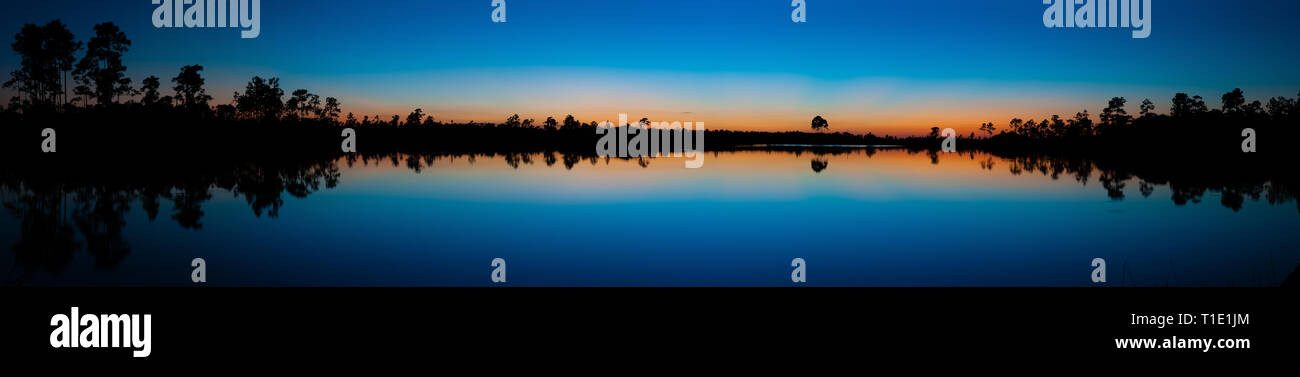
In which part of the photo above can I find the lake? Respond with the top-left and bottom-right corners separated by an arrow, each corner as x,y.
2,148 -> 1297,286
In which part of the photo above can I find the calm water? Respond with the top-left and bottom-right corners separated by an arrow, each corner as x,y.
3,148 -> 1297,286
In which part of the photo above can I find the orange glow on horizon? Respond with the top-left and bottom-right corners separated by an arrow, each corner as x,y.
336,102 -> 1077,138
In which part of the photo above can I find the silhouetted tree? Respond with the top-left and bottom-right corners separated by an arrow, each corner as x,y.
171,64 -> 212,111
1242,100 -> 1265,119
1024,119 -> 1045,138
233,76 -> 284,121
1007,118 -> 1024,134
1267,96 -> 1295,120
561,114 -> 580,131
1139,98 -> 1156,118
543,116 -> 558,131
1099,97 -> 1129,130
4,24 -> 48,106
4,20 -> 81,107
811,115 -> 828,132
406,108 -> 425,126
73,22 -> 132,105
46,21 -> 80,106
1221,88 -> 1246,114
1170,93 -> 1207,118
4,24 -> 49,106
1049,115 -> 1066,136
1069,110 -> 1093,137
285,89 -> 320,120
321,97 -> 342,122
139,75 -> 161,106
978,122 -> 996,136
47,22 -> 79,105
504,113 -> 521,128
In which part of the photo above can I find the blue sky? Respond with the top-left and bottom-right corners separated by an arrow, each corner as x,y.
3,0 -> 1299,134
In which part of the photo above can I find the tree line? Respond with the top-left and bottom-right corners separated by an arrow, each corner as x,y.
7,19 -> 1298,153
2,19 -> 649,133
961,89 -> 1297,139
2,20 -> 344,125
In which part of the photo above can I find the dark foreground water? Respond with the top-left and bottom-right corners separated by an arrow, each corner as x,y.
2,148 -> 1297,286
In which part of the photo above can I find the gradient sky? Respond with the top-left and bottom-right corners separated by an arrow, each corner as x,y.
3,0 -> 1299,135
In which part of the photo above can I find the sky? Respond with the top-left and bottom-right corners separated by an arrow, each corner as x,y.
3,0 -> 1299,136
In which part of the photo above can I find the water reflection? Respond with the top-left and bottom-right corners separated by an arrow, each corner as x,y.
5,189 -> 79,276
995,152 -> 1300,212
810,158 -> 829,173
3,148 -> 1298,286
2,159 -> 339,282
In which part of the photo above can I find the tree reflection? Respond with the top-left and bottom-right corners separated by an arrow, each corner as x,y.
4,147 -> 1298,284
4,189 -> 79,279
811,158 -> 829,173
1,158 -> 342,278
